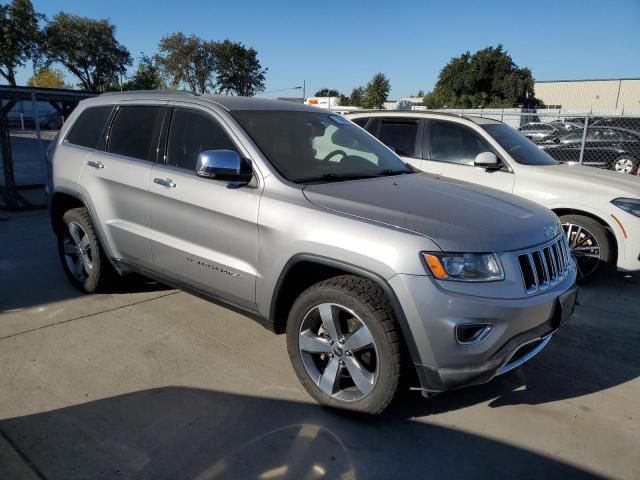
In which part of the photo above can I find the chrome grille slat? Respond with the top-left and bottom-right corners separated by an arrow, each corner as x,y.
516,236 -> 572,295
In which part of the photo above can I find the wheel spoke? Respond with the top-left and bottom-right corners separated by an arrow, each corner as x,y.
299,330 -> 332,353
573,246 -> 599,252
63,242 -> 77,255
318,304 -> 340,342
68,222 -> 82,246
570,226 -> 582,247
318,357 -> 341,396
344,356 -> 375,396
74,256 -> 84,278
343,326 -> 375,352
80,235 -> 90,250
81,254 -> 93,273
574,252 -> 600,259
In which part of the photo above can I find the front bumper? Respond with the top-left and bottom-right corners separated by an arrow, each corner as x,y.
389,273 -> 578,393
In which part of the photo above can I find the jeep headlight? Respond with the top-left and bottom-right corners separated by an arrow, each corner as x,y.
422,252 -> 504,282
611,198 -> 640,218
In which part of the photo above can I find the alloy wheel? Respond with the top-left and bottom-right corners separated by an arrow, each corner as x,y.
298,303 -> 379,402
562,223 -> 600,280
63,221 -> 94,282
614,158 -> 635,174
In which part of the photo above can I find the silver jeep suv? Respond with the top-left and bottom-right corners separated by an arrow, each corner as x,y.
49,92 -> 578,413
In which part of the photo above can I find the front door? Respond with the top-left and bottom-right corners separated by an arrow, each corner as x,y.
148,105 -> 260,309
421,119 -> 515,193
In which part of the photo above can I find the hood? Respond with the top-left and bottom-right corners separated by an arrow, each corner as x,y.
539,164 -> 640,196
303,173 -> 559,252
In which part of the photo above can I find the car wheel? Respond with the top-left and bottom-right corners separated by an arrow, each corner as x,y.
47,118 -> 59,130
58,207 -> 116,293
613,157 -> 638,175
560,214 -> 612,283
286,275 -> 402,414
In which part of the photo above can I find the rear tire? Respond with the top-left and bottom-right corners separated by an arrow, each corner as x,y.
559,214 -> 613,284
58,207 -> 116,293
613,157 -> 638,175
286,275 -> 403,414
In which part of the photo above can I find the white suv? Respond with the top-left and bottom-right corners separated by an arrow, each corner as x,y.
347,111 -> 640,282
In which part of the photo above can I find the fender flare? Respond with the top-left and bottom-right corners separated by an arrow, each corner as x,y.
270,253 -> 424,369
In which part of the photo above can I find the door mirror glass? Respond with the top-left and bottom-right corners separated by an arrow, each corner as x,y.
196,150 -> 252,182
474,152 -> 499,168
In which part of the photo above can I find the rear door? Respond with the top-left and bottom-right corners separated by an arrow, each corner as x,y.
80,103 -> 167,267
422,119 -> 515,193
148,105 -> 260,308
353,116 -> 423,169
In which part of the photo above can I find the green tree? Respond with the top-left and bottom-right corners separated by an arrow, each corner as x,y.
314,88 -> 341,97
155,33 -> 217,94
423,45 -> 541,109
123,54 -> 165,91
348,86 -> 365,107
363,73 -> 391,109
0,0 -> 42,86
26,67 -> 66,88
42,13 -> 131,92
215,39 -> 266,96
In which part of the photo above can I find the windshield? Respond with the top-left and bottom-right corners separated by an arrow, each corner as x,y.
232,110 -> 412,182
483,124 -> 557,166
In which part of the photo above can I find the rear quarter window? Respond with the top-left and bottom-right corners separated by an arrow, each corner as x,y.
65,106 -> 113,149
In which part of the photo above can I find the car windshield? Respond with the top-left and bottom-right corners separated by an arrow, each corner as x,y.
231,110 -> 413,183
483,124 -> 558,166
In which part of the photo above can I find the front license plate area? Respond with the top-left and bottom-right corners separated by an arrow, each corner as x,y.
552,287 -> 578,329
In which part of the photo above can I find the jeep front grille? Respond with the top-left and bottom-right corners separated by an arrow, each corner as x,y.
517,236 -> 571,294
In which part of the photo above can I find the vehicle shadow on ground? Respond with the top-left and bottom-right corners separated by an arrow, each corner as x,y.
0,387 -> 603,480
392,273 -> 640,416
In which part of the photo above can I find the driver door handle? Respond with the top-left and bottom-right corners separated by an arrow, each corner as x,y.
87,160 -> 104,169
154,177 -> 176,188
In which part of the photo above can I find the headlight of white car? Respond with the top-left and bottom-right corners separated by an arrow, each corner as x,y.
422,252 -> 504,282
611,198 -> 640,218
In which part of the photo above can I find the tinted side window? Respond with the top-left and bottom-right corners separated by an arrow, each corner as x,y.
66,106 -> 113,149
107,106 -> 165,162
378,119 -> 419,157
429,121 -> 492,166
351,117 -> 369,128
166,108 -> 238,171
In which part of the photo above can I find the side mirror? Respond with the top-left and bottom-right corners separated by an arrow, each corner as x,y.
474,152 -> 500,169
386,144 -> 397,153
196,150 -> 253,183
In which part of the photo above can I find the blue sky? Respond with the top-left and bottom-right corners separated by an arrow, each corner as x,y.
14,0 -> 640,98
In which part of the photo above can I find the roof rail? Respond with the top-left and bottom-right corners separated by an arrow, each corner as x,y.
100,89 -> 199,97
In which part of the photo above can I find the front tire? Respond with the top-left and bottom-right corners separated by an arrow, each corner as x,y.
286,275 -> 403,414
560,214 -> 613,283
58,207 -> 116,293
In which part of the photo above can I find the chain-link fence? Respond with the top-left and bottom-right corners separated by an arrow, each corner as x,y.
0,86 -> 95,211
428,108 -> 640,176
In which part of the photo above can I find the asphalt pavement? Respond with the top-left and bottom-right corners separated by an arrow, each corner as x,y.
0,211 -> 638,479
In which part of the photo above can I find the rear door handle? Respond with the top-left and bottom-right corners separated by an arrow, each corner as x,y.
87,160 -> 104,169
154,177 -> 176,188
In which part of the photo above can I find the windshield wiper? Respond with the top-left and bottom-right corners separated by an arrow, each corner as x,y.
296,173 -> 380,183
377,169 -> 412,176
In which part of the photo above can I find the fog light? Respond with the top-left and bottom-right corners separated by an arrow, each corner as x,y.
456,324 -> 492,344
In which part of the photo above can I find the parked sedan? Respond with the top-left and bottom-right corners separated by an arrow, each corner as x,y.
549,120 -> 583,131
540,127 -> 640,174
518,122 -> 564,142
591,116 -> 640,133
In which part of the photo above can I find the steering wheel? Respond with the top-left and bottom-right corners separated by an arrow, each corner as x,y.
322,150 -> 347,162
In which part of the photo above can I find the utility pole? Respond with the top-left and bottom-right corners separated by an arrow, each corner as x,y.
302,80 -> 306,103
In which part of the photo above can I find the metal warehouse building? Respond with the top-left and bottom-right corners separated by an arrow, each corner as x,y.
533,78 -> 640,113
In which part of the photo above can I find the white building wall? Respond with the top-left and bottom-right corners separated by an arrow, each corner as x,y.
534,79 -> 640,114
